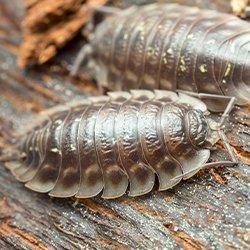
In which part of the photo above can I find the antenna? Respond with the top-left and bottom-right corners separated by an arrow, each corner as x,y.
172,92 -> 238,181
218,97 -> 236,128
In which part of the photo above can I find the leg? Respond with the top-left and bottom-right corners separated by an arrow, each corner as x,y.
172,145 -> 238,182
193,93 -> 235,128
177,90 -> 236,127
218,130 -> 238,163
178,91 -> 237,161
82,10 -> 95,42
172,160 -> 235,182
70,44 -> 93,77
217,96 -> 236,127
70,5 -> 127,77
172,91 -> 238,181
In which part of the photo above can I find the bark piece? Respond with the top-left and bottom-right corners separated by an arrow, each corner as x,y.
18,0 -> 107,68
231,0 -> 249,16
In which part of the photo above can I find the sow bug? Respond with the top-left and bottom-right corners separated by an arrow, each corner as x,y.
71,3 -> 250,111
0,90 -> 237,199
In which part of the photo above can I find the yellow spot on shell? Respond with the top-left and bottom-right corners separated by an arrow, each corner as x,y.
180,65 -> 186,72
162,52 -> 167,64
51,148 -> 61,155
167,48 -> 173,55
70,144 -> 76,151
199,64 -> 207,73
179,56 -> 186,72
147,47 -> 154,57
224,63 -> 232,77
181,56 -> 185,65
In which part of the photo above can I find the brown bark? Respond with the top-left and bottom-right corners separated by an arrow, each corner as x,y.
231,0 -> 249,16
0,0 -> 249,249
18,0 -> 107,68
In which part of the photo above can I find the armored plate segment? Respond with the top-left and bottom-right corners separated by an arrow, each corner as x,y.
5,90 -> 215,199
91,3 -> 250,111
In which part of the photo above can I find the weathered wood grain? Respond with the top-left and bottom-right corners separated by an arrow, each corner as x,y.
0,0 -> 249,249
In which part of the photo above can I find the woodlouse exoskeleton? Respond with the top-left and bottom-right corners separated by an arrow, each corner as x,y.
1,90 -> 237,199
71,3 -> 250,111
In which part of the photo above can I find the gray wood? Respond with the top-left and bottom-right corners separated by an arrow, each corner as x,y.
0,0 -> 249,249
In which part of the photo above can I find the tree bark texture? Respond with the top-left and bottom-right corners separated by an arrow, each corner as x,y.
0,0 -> 249,249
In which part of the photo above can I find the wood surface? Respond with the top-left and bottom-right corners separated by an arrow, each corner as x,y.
0,0 -> 249,249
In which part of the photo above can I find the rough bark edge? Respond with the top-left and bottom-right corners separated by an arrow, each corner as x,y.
18,0 -> 107,68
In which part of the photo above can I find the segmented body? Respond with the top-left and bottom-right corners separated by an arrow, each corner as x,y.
91,3 -> 250,110
9,90 -> 211,199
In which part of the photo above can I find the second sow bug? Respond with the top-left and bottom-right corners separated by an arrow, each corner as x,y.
1,90 -> 237,199
72,3 -> 250,111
